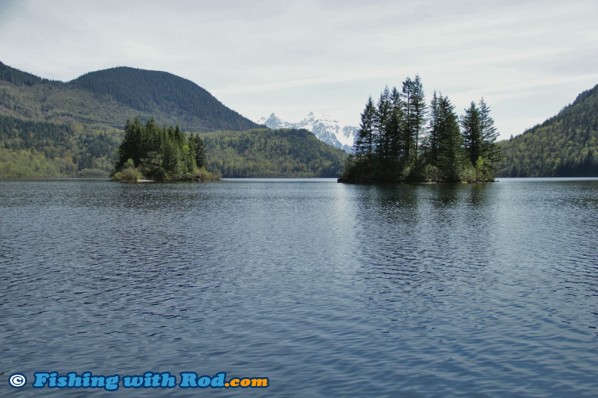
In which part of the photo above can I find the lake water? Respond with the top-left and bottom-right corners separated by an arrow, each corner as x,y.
1,178 -> 596,397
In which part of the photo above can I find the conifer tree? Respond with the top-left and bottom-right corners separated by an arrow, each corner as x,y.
402,75 -> 427,163
117,118 -> 143,169
423,91 -> 442,166
375,87 -> 392,161
478,98 -> 500,164
354,97 -> 376,160
193,134 -> 207,169
387,87 -> 404,163
461,101 -> 482,165
437,95 -> 463,181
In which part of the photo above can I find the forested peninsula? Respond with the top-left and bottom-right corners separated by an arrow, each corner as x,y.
340,76 -> 500,183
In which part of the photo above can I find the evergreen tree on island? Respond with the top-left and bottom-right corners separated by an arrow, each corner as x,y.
340,76 -> 500,183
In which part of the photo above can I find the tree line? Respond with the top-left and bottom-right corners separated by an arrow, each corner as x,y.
113,118 -> 213,182
341,76 -> 500,183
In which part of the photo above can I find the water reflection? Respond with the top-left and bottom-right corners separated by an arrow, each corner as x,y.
350,184 -> 500,306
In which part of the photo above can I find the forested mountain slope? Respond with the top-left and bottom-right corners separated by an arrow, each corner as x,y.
497,84 -> 598,177
0,62 -> 258,132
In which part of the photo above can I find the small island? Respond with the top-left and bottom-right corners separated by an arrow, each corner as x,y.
112,118 -> 219,182
339,76 -> 500,183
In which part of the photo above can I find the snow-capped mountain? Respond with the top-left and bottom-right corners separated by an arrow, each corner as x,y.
257,112 -> 358,153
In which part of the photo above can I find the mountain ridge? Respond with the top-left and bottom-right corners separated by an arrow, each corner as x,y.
0,61 -> 53,86
0,62 -> 258,132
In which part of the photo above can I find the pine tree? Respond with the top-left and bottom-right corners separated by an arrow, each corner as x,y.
354,97 -> 376,160
478,98 -> 500,164
411,75 -> 427,162
375,86 -> 392,161
436,95 -> 463,181
117,118 -> 143,169
402,75 -> 427,163
461,101 -> 482,166
387,87 -> 404,164
424,91 -> 441,165
194,134 -> 207,169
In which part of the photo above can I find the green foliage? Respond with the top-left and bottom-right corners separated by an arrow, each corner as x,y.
202,128 -> 347,177
0,147 -> 73,178
0,115 -> 119,178
112,159 -> 143,182
497,84 -> 598,177
342,77 -> 500,183
197,167 -> 220,182
416,163 -> 442,182
114,118 -> 210,181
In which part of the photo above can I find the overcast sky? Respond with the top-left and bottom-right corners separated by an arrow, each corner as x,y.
1,0 -> 597,139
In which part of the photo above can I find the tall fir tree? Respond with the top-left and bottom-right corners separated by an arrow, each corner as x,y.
402,75 -> 427,163
193,134 -> 207,168
354,97 -> 376,160
437,95 -> 464,181
375,86 -> 392,161
424,91 -> 441,165
387,87 -> 404,164
478,98 -> 500,164
117,118 -> 143,169
461,101 -> 482,165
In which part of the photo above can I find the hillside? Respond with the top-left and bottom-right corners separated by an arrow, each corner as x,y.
0,62 -> 258,132
202,128 -> 347,177
0,114 -> 119,177
497,84 -> 598,177
70,67 -> 258,131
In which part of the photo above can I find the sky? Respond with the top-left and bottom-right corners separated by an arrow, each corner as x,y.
1,0 -> 597,140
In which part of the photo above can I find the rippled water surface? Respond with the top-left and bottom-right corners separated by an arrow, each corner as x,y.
1,178 -> 597,397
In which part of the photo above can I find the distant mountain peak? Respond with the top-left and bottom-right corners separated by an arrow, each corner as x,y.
258,112 -> 358,153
